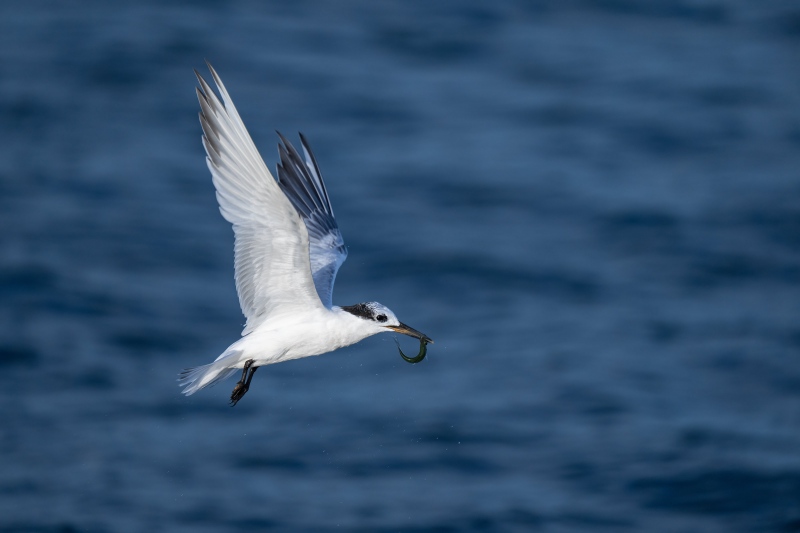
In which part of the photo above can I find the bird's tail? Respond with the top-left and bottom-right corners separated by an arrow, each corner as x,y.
178,351 -> 242,396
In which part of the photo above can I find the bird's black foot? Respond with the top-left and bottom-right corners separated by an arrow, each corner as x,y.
230,359 -> 258,406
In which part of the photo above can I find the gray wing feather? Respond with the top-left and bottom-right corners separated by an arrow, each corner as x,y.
195,64 -> 325,336
276,133 -> 347,308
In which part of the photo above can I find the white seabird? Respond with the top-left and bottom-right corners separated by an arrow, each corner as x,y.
178,64 -> 432,405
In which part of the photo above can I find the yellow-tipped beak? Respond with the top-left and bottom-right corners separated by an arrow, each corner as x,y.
387,323 -> 433,344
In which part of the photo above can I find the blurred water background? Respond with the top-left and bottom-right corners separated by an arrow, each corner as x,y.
2,1 -> 800,531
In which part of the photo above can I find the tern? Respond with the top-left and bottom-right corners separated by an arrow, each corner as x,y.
178,64 -> 433,405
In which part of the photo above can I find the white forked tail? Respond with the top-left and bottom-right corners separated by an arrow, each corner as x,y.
178,351 -> 241,395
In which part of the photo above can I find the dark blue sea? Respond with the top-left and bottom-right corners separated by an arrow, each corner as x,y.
2,1 -> 800,531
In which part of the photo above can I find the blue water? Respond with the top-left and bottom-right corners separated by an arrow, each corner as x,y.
2,1 -> 800,531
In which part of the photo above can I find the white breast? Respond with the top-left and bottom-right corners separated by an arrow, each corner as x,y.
226,307 -> 379,366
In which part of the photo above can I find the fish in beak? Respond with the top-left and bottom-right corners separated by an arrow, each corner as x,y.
387,323 -> 433,364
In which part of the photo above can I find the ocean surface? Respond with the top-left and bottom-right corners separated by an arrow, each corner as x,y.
2,1 -> 800,531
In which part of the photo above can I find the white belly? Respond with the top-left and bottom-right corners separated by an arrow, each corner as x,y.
224,307 -> 377,366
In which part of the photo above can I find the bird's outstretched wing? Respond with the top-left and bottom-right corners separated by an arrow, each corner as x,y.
276,133 -> 347,308
196,64 -> 325,335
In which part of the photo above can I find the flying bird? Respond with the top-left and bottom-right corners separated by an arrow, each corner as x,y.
178,64 -> 432,405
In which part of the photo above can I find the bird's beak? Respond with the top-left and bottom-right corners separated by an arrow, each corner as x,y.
387,323 -> 433,344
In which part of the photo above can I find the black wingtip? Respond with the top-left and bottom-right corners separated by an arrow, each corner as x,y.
193,69 -> 205,89
276,130 -> 291,147
195,85 -> 208,104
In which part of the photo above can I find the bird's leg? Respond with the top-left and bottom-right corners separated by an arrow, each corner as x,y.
244,364 -> 258,387
236,360 -> 251,383
230,359 -> 257,406
394,338 -> 428,364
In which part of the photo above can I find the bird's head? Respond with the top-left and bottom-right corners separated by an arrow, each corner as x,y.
340,302 -> 433,343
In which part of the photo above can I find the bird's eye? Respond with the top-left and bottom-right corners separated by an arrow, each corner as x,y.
376,314 -> 387,323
